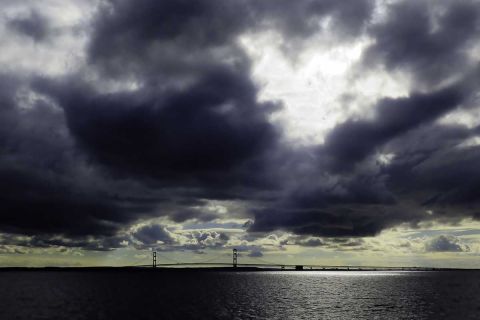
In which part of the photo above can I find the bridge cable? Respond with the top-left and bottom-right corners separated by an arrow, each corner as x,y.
249,255 -> 281,266
129,254 -> 152,267
197,252 -> 229,264
154,251 -> 181,264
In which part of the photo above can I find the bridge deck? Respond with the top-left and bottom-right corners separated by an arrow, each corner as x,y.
135,262 -> 437,271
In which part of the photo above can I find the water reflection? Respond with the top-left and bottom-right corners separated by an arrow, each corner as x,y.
0,270 -> 479,319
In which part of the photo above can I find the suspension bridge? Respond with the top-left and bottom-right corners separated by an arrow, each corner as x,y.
131,249 -> 437,271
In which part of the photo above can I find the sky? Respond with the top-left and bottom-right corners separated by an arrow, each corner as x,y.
1,0 -> 480,268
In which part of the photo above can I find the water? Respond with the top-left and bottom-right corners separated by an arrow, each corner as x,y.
0,270 -> 479,319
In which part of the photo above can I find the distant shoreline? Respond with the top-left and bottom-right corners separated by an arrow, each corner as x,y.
0,266 -> 478,272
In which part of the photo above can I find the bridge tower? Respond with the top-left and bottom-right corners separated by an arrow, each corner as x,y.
152,251 -> 157,268
232,248 -> 238,268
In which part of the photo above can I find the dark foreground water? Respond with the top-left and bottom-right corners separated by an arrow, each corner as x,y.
0,270 -> 479,319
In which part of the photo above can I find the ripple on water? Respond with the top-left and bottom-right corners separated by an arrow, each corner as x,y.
0,270 -> 479,319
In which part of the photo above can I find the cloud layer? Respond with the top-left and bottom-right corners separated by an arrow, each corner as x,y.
0,0 -> 479,257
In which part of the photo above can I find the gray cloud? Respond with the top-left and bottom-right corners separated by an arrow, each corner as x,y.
7,11 -> 50,41
133,224 -> 175,247
169,209 -> 219,223
425,235 -> 469,252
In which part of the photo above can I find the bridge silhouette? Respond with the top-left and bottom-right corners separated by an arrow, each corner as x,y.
131,249 -> 436,271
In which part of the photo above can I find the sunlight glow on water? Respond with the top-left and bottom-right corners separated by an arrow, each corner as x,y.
279,271 -> 418,277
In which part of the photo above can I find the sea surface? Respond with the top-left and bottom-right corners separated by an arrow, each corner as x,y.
0,269 -> 479,319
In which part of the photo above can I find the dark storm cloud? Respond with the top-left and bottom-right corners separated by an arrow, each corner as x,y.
374,118 -> 480,220
1,0 -> 480,252
388,139 -> 480,216
88,0 -> 374,78
251,205 -> 421,237
35,0 -> 374,207
0,233 -> 128,252
250,77 -> 479,237
7,11 -> 50,41
50,0 -> 375,243
363,0 -> 480,86
89,0 -> 251,78
249,166 -> 401,237
36,67 -> 279,189
1,164 -> 137,236
251,122 -> 480,238
322,84 -> 463,172
0,75 -> 166,239
249,0 -> 480,238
